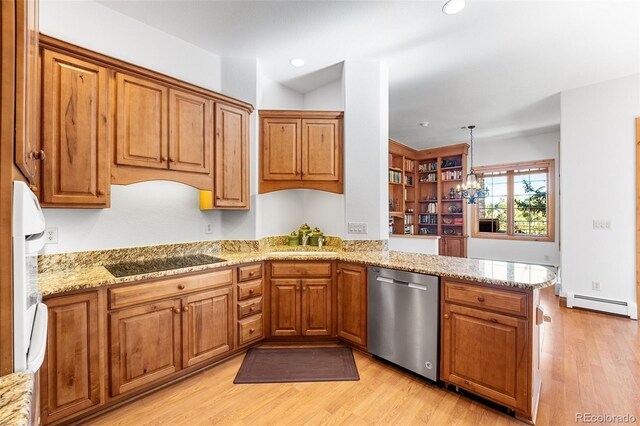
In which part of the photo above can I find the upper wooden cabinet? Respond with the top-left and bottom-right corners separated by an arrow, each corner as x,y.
214,103 -> 249,209
14,0 -> 40,186
259,110 -> 343,194
169,89 -> 212,174
41,49 -> 110,207
115,73 -> 168,170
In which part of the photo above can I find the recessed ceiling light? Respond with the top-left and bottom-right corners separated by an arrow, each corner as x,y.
442,0 -> 466,15
419,122 -> 430,127
290,58 -> 305,67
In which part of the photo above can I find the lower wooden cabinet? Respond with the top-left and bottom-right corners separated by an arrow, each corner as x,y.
40,291 -> 102,424
182,286 -> 233,368
440,236 -> 467,258
441,279 -> 535,417
270,279 -> 301,336
336,263 -> 368,348
301,279 -> 332,336
109,299 -> 182,397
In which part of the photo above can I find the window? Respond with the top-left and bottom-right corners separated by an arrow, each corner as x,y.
471,159 -> 555,242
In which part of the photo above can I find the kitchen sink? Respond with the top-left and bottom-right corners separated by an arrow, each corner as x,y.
268,251 -> 338,256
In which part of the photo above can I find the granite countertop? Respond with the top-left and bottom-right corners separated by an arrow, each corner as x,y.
0,372 -> 34,426
39,248 -> 556,297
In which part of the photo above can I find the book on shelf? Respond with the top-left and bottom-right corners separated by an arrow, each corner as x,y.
418,162 -> 438,173
419,173 -> 437,183
404,159 -> 415,172
419,214 -> 438,225
404,214 -> 413,225
441,170 -> 463,181
404,175 -> 414,186
389,170 -> 402,183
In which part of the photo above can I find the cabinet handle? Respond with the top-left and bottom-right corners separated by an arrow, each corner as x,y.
183,306 -> 189,312
490,318 -> 498,323
337,270 -> 342,274
178,284 -> 185,290
173,308 -> 180,314
443,313 -> 450,319
463,379 -> 470,385
31,150 -> 46,161
169,157 -> 176,162
250,305 -> 255,311
29,184 -> 38,193
249,328 -> 255,333
97,190 -> 105,196
477,295 -> 485,302
302,286 -> 306,291
249,271 -> 255,276
249,289 -> 254,294
162,156 -> 168,162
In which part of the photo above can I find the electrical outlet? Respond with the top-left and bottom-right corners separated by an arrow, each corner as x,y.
45,228 -> 58,244
592,281 -> 601,291
348,222 -> 368,234
593,219 -> 612,230
204,223 -> 213,234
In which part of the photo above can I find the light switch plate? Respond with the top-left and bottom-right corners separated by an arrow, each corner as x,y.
348,222 -> 368,234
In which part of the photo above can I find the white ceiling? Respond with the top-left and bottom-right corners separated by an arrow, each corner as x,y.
97,0 -> 639,148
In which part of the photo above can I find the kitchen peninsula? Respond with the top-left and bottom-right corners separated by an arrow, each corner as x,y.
37,237 -> 554,425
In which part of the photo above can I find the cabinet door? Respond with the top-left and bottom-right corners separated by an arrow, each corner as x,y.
40,292 -> 101,424
41,50 -> 109,206
168,89 -> 212,174
115,73 -> 168,169
270,279 -> 301,336
262,118 -> 301,181
301,278 -> 332,336
442,303 -> 528,411
182,286 -> 233,368
214,103 -> 249,208
441,237 -> 466,258
301,119 -> 341,182
14,0 -> 39,185
109,299 -> 181,396
336,263 -> 367,347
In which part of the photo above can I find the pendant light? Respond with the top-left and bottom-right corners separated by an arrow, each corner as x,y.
456,125 -> 489,204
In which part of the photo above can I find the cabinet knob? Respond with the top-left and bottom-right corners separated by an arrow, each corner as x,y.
31,150 -> 46,161
463,379 -> 470,385
249,271 -> 255,276
178,284 -> 185,290
302,286 -> 306,291
443,313 -> 450,319
29,184 -> 38,193
97,190 -> 105,196
249,328 -> 255,333
249,289 -> 254,294
173,308 -> 180,314
162,156 -> 168,162
337,270 -> 342,274
490,318 -> 498,323
169,157 -> 176,162
183,306 -> 189,312
477,295 -> 485,302
250,305 -> 255,311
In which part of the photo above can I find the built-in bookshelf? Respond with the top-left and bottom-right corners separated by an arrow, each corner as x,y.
389,140 -> 470,257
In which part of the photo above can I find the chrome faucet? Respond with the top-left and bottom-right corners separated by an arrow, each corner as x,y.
301,233 -> 311,249
318,236 -> 325,249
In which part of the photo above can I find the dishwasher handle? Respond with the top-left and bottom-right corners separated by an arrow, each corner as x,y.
375,276 -> 429,290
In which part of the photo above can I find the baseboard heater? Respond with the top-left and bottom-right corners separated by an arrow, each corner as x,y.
566,292 -> 638,320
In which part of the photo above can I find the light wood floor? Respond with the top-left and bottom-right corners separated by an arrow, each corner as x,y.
87,287 -> 640,426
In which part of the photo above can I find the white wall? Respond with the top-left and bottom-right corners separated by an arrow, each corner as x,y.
560,74 -> 640,307
343,61 -> 389,240
389,236 -> 439,255
39,0 -> 221,91
40,0 -> 228,254
42,182 -> 214,254
467,131 -> 561,266
303,80 -> 343,110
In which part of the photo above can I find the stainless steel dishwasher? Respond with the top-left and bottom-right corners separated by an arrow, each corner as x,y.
368,266 -> 439,381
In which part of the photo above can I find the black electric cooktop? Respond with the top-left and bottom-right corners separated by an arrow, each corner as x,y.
104,254 -> 227,278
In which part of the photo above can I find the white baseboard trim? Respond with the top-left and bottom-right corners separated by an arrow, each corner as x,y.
566,292 -> 638,320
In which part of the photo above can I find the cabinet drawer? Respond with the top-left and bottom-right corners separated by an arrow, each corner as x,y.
109,268 -> 233,309
270,262 -> 332,277
237,279 -> 263,301
238,314 -> 263,345
444,280 -> 528,317
238,297 -> 263,319
238,263 -> 263,282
